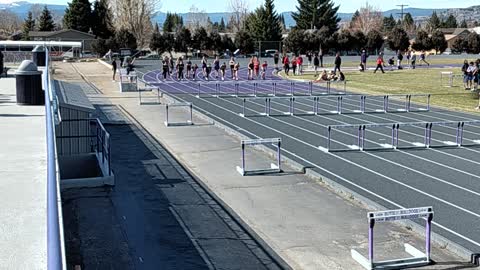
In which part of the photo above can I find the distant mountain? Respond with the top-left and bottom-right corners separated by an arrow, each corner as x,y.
0,1 -> 66,18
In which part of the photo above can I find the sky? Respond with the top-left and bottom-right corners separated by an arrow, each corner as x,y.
0,0 -> 479,13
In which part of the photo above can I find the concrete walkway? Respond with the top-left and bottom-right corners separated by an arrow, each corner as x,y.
59,61 -> 477,269
0,75 -> 47,268
56,65 -> 283,269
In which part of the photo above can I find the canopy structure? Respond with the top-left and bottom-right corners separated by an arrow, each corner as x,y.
0,41 -> 82,48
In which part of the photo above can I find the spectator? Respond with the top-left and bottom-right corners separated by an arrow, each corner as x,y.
397,51 -> 404,69
291,56 -> 297,76
307,51 -> 312,67
313,54 -> 320,75
462,60 -> 469,90
411,52 -> 417,69
467,61 -> 477,90
361,50 -> 368,71
314,70 -> 328,82
111,58 -> 117,82
296,54 -> 303,75
283,54 -> 290,76
373,53 -> 385,74
334,52 -> 341,73
474,59 -> 480,91
387,57 -> 395,70
273,51 -> 279,70
358,62 -> 365,72
338,71 -> 345,82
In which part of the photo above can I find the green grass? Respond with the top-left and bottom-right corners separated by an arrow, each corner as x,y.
281,68 -> 480,113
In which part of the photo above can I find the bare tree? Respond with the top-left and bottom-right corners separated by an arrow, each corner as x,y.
109,0 -> 160,48
228,0 -> 248,32
0,10 -> 22,37
350,3 -> 383,34
186,5 -> 208,32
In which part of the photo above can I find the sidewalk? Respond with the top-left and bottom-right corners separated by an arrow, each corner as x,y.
59,61 -> 476,269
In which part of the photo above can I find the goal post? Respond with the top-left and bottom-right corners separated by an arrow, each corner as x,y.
236,138 -> 282,176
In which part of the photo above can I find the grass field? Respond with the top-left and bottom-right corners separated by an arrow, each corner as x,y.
281,67 -> 480,113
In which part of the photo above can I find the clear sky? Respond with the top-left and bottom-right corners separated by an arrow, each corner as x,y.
1,0 -> 478,13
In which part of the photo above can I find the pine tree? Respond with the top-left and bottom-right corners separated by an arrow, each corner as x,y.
427,11 -> 441,33
383,14 -> 396,33
442,14 -> 458,28
63,0 -> 92,33
292,0 -> 340,35
38,5 -> 55,31
412,30 -> 432,51
174,27 -> 192,56
431,30 -> 448,54
460,19 -> 468,28
350,10 -> 360,28
22,11 -> 35,40
163,13 -> 174,32
247,0 -> 283,42
219,18 -> 226,32
91,0 -> 114,39
386,26 -> 410,51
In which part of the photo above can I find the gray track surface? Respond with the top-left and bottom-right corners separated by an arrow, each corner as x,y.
136,60 -> 480,255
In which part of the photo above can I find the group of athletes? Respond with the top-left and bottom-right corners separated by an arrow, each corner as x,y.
159,55 -> 269,81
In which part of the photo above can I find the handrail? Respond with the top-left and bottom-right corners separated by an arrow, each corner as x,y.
45,47 -> 62,269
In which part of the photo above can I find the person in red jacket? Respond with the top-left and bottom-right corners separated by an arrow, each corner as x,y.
373,53 -> 385,74
296,55 -> 303,75
283,54 -> 290,76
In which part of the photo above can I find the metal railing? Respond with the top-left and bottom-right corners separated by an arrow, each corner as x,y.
44,47 -> 63,269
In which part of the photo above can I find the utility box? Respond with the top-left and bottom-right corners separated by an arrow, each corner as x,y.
15,60 -> 44,105
32,45 -> 46,67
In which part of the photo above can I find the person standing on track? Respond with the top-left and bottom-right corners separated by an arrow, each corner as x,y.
307,51 -> 312,67
229,57 -> 235,79
334,52 -> 342,73
410,52 -> 417,69
111,58 -> 117,82
462,60 -> 469,90
283,54 -> 290,76
373,53 -> 385,74
192,63 -> 198,81
169,57 -> 174,74
248,57 -> 254,80
233,62 -> 240,81
213,56 -> 220,78
313,53 -> 320,75
220,62 -> 227,81
291,56 -> 297,76
205,62 -> 212,81
254,56 -> 260,79
261,61 -> 268,80
162,56 -> 169,80
273,51 -> 279,70
397,50 -> 404,69
201,56 -> 208,77
296,54 -> 303,75
186,58 -> 192,79
176,57 -> 184,81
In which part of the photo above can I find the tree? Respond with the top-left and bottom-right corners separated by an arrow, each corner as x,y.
38,6 -> 55,31
115,28 -> 137,49
219,18 -> 226,32
63,0 -> 92,33
284,28 -> 305,54
383,14 -> 396,33
460,19 -> 468,28
442,14 -> 457,28
174,27 -> 192,56
22,12 -> 35,40
292,0 -> 340,35
402,13 -> 416,34
163,13 -> 183,32
110,0 -> 157,48
430,30 -> 447,54
234,29 -> 255,53
426,11 -> 441,33
91,0 -> 114,39
191,27 -> 211,52
279,13 -> 286,32
228,0 -> 249,32
209,31 -> 222,53
465,32 -> 480,54
351,30 -> 366,53
246,0 -> 282,43
221,35 -> 235,52
336,29 -> 353,53
412,30 -> 432,51
350,3 -> 382,34
451,37 -> 466,54
366,30 -> 384,54
386,26 -> 410,52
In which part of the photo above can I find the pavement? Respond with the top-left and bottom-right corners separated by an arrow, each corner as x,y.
56,64 -> 284,270
56,60 -> 479,269
0,73 -> 48,269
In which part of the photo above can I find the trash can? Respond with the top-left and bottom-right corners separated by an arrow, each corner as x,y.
32,45 -> 46,67
15,60 -> 44,105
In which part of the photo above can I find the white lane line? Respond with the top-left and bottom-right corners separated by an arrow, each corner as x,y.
162,77 -> 480,214
139,68 -> 480,249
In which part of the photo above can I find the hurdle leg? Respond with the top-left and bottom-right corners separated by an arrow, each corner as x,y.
427,94 -> 431,111
277,141 -> 281,171
327,126 -> 331,151
241,143 -> 246,175
426,211 -> 433,262
391,124 -> 396,149
368,217 -> 375,265
189,103 -> 193,124
424,123 -> 429,147
165,104 -> 169,126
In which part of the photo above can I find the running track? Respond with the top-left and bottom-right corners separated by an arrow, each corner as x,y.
136,61 -> 480,256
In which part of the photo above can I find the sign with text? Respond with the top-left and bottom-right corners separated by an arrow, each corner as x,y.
369,207 -> 433,223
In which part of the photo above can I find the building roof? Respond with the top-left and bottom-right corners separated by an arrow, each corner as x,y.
29,29 -> 95,38
55,80 -> 95,113
438,28 -> 471,36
